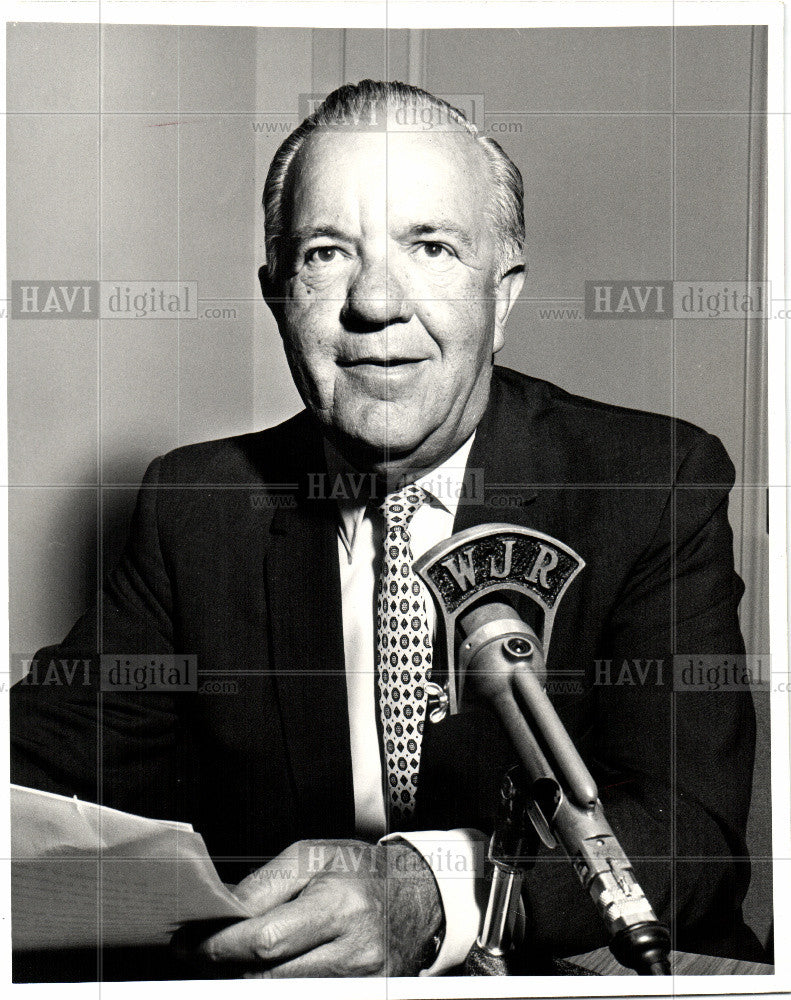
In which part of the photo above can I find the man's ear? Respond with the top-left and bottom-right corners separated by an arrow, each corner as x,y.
258,264 -> 283,327
492,263 -> 526,354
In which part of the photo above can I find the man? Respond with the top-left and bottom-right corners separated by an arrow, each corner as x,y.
11,80 -> 763,978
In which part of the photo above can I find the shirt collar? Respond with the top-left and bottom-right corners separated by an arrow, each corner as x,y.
324,433 -> 477,561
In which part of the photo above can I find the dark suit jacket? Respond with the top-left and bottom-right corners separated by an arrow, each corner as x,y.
11,365 -> 764,966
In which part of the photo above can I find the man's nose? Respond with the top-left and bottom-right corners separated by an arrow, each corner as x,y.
342,259 -> 414,330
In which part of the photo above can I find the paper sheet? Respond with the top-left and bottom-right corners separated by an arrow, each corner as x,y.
11,784 -> 252,951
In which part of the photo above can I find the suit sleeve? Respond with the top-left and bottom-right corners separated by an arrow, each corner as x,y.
520,431 -> 761,963
10,457 -> 186,819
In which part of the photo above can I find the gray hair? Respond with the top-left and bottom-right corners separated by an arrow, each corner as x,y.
262,79 -> 525,282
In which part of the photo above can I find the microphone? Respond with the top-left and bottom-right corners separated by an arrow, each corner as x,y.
457,600 -> 671,976
413,524 -> 671,976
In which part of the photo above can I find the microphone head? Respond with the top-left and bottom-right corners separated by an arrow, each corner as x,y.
457,599 -> 547,704
413,524 -> 584,717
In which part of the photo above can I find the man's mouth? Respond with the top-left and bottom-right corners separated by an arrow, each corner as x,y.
337,356 -> 429,393
338,357 -> 428,368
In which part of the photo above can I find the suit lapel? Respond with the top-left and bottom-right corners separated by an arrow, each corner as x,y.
448,367 -> 591,669
263,420 -> 355,838
454,368 -> 542,536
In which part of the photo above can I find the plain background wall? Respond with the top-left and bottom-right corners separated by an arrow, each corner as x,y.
6,24 -> 771,948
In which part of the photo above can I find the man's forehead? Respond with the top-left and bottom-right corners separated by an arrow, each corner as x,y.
286,124 -> 491,233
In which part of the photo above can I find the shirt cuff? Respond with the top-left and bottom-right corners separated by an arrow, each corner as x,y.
380,828 -> 489,976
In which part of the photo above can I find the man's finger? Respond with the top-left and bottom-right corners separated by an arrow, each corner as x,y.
232,843 -> 311,914
241,938 -> 382,979
197,894 -> 341,965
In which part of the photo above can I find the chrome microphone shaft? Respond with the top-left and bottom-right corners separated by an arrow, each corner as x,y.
472,766 -> 538,972
477,865 -> 523,957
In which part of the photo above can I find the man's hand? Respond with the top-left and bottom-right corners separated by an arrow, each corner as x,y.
180,838 -> 444,978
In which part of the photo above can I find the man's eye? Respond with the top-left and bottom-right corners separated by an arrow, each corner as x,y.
305,246 -> 341,265
416,242 -> 454,261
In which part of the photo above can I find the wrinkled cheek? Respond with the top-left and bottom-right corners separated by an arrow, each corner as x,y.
460,299 -> 498,357
291,354 -> 337,415
280,320 -> 338,416
418,296 -> 495,359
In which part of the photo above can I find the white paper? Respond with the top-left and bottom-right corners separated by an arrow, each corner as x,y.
10,785 -> 251,951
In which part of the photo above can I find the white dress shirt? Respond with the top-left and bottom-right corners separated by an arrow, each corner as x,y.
327,433 -> 488,975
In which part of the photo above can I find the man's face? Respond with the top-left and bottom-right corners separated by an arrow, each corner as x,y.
266,117 -> 522,474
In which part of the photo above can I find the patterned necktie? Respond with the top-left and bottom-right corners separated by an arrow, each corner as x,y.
376,486 -> 432,825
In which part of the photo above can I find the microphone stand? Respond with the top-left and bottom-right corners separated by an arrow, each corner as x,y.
465,767 -> 537,976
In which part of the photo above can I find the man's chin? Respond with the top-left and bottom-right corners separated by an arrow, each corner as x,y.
331,434 -> 420,472
315,400 -> 418,454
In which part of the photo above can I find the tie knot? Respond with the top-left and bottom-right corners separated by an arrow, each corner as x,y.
379,485 -> 428,530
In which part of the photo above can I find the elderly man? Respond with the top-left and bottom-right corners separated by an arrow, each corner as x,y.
11,80 -> 762,978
